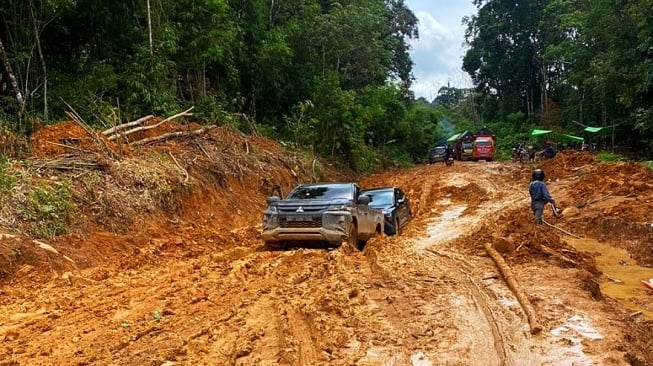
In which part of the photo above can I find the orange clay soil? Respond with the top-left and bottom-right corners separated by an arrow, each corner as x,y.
0,122 -> 651,365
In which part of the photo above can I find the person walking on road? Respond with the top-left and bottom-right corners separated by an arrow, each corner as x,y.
529,168 -> 556,225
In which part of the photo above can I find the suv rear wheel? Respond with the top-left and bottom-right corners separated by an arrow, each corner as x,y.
343,222 -> 363,251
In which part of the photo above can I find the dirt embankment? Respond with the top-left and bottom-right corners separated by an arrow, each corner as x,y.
1,119 -> 356,282
0,120 -> 652,365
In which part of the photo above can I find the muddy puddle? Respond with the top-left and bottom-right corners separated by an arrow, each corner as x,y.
415,201 -> 467,250
566,237 -> 653,318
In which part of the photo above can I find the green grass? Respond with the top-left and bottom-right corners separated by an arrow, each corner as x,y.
644,161 -> 653,171
0,155 -> 17,194
595,151 -> 627,162
22,180 -> 75,238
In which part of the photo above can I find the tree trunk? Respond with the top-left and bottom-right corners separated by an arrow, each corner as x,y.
29,0 -> 48,120
484,243 -> 543,334
147,0 -> 153,55
0,36 -> 26,119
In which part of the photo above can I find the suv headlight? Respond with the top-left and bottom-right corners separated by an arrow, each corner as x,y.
326,204 -> 350,212
323,213 -> 349,231
262,206 -> 279,229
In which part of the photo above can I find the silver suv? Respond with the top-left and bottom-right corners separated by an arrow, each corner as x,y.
261,182 -> 384,250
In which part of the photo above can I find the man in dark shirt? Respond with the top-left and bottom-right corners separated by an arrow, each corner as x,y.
528,169 -> 555,224
445,145 -> 454,164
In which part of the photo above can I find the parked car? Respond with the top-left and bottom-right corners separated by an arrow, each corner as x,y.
362,187 -> 412,235
261,182 -> 384,250
460,141 -> 473,160
428,146 -> 447,164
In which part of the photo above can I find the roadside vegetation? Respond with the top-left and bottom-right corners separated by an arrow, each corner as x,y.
1,0 -> 652,173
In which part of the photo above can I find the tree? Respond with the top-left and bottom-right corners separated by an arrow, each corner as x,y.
463,0 -> 548,120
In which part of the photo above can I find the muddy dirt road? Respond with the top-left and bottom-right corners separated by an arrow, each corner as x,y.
0,159 -> 650,365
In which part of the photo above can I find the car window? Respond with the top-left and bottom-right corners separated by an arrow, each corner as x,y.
365,190 -> 394,206
430,147 -> 446,154
287,185 -> 353,200
475,140 -> 492,147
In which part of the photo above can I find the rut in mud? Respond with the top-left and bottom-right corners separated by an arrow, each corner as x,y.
1,123 -> 653,365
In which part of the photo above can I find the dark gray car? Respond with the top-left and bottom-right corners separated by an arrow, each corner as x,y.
428,146 -> 447,164
362,187 -> 412,235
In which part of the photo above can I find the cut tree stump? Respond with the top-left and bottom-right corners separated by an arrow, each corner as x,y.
484,242 -> 543,335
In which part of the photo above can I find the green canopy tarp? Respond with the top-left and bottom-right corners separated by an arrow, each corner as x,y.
531,129 -> 552,136
560,133 -> 584,142
584,125 -> 617,133
447,133 -> 462,142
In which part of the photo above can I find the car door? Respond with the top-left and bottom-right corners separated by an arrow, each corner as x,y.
395,188 -> 410,227
354,184 -> 377,236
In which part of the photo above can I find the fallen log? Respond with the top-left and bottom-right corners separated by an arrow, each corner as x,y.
107,107 -> 194,141
131,125 -> 215,146
484,242 -> 543,334
642,279 -> 653,291
34,240 -> 59,254
102,114 -> 154,136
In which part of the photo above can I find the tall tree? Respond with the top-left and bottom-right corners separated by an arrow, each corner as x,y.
463,0 -> 548,120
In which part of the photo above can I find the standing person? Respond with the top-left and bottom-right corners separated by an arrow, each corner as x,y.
529,169 -> 556,225
445,145 -> 454,164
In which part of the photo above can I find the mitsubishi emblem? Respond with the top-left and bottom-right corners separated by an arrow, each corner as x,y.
296,206 -> 304,213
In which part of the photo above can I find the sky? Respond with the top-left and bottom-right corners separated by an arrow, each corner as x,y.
403,0 -> 478,101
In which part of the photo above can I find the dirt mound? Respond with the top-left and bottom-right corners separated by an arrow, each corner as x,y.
532,152 -> 653,266
540,151 -> 653,200
2,119 -> 358,283
29,121 -> 125,157
440,182 -> 487,205
539,150 -> 597,180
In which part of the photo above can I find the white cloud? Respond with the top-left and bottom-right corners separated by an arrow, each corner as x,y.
411,11 -> 453,52
404,1 -> 477,100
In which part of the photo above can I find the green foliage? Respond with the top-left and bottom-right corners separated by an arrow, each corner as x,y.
643,161 -> 653,171
461,0 -> 653,158
0,155 -> 17,194
400,102 -> 442,162
22,181 -> 75,239
283,100 -> 317,150
152,310 -> 162,323
595,152 -> 627,162
349,143 -> 380,174
479,114 -> 538,160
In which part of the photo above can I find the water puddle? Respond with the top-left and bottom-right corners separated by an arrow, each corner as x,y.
566,237 -> 653,319
543,314 -> 602,366
416,204 -> 467,249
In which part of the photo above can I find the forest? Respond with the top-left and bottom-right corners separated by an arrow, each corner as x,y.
1,0 -> 652,171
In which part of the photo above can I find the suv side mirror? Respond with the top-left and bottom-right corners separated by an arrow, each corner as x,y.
266,196 -> 280,204
357,195 -> 371,205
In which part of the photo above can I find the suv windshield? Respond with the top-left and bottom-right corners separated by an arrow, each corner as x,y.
287,185 -> 353,200
365,190 -> 394,206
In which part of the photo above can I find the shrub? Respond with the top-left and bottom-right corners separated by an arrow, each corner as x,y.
643,161 -> 653,171
0,155 -> 17,194
595,152 -> 627,162
22,180 -> 75,238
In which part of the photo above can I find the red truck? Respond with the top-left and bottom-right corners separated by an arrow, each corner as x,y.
472,128 -> 496,161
